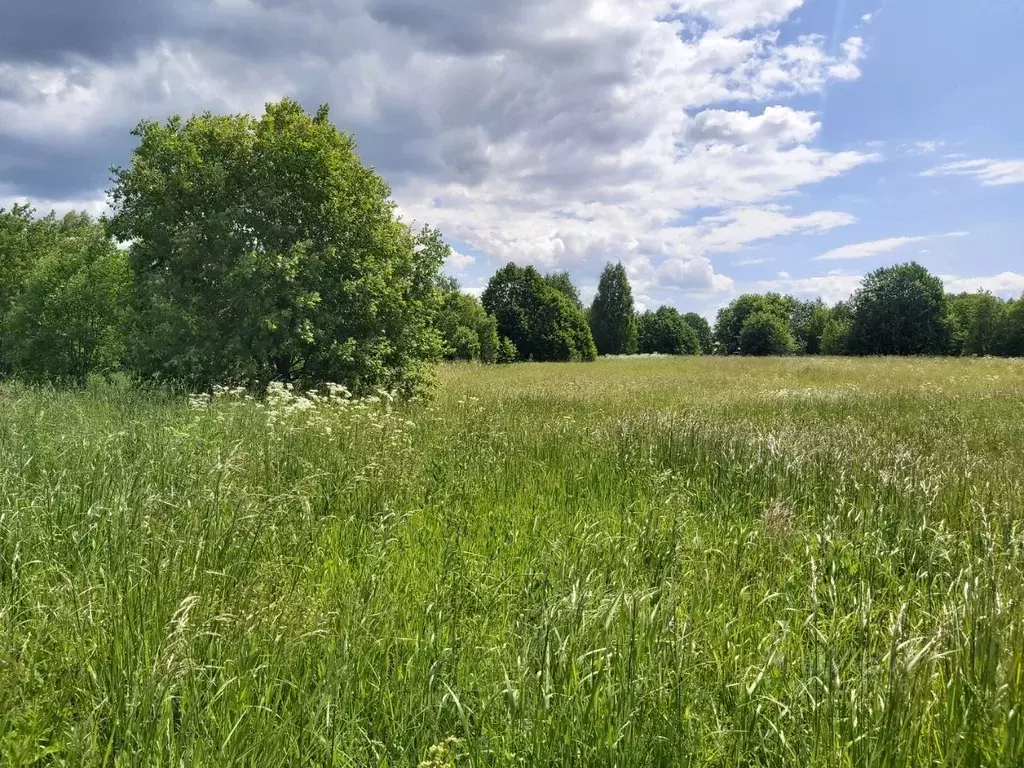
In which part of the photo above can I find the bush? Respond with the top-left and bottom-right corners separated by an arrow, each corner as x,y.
739,311 -> 796,356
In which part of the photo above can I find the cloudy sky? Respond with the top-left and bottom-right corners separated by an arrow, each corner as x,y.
2,0 -> 1022,315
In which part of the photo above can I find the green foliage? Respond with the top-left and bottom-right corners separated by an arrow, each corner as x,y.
637,306 -> 701,355
790,299 -> 830,355
714,293 -> 794,355
482,263 -> 595,362
543,271 -> 584,310
478,315 -> 499,364
496,336 -> 518,364
848,262 -> 950,355
108,98 -> 443,395
947,291 -> 1007,356
0,204 -> 46,326
589,263 -> 638,355
436,278 -> 499,362
535,289 -> 598,362
821,314 -> 853,356
682,312 -> 714,355
0,206 -> 81,377
739,311 -> 796,356
1,212 -> 130,384
998,296 -> 1024,356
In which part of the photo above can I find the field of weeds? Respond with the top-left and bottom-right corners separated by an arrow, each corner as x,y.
2,357 -> 1024,766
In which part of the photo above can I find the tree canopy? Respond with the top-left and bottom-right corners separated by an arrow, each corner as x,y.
108,98 -> 444,395
482,263 -> 596,362
2,213 -> 130,384
543,271 -> 584,311
589,263 -> 638,356
435,278 -> 499,363
739,311 -> 796,356
714,293 -> 793,355
682,312 -> 714,355
847,263 -> 950,356
638,307 -> 701,355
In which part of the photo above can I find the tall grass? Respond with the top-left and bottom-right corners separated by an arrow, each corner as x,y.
2,357 -> 1024,766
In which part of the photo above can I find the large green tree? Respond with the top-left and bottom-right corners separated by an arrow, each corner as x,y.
589,263 -> 638,356
998,295 -> 1024,357
682,312 -> 714,355
947,291 -> 1007,356
543,271 -> 584,311
108,99 -> 443,395
790,299 -> 831,355
2,215 -> 131,384
436,277 -> 499,363
714,293 -> 794,355
821,301 -> 854,356
482,263 -> 595,362
847,262 -> 950,355
0,205 -> 44,328
0,207 -> 87,376
638,306 -> 701,355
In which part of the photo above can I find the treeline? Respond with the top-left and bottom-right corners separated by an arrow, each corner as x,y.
437,261 -> 713,364
713,262 -> 1024,357
1,101 -> 1022,395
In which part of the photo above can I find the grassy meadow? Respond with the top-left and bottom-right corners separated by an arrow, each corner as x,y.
2,356 -> 1024,766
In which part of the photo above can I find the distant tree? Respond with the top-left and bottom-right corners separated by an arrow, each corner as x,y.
947,291 -> 1007,356
739,312 -> 796,356
820,301 -> 853,356
589,263 -> 638,355
436,278 -> 500,362
534,289 -> 598,362
714,293 -> 794,355
638,306 -> 701,355
108,98 -> 444,395
478,315 -> 499,364
496,337 -> 518,364
2,215 -> 131,384
998,295 -> 1024,357
543,271 -> 584,311
847,262 -> 950,355
482,263 -> 595,362
682,312 -> 714,355
790,299 -> 831,355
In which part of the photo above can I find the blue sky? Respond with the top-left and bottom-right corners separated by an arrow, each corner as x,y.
1,0 -> 1021,317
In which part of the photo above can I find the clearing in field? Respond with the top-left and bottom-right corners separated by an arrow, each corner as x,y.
2,357 -> 1024,766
